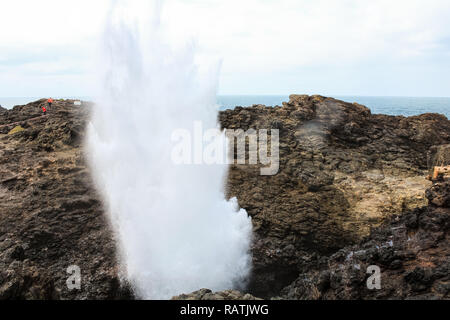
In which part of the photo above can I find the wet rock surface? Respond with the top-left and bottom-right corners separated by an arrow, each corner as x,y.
0,100 -> 132,299
172,289 -> 261,300
219,95 -> 450,297
1,96 -> 449,300
277,178 -> 449,300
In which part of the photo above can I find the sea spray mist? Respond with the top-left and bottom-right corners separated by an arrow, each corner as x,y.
86,0 -> 252,299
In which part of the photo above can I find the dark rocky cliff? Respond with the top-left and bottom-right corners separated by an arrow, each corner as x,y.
0,100 -> 131,299
1,96 -> 449,300
220,94 -> 450,297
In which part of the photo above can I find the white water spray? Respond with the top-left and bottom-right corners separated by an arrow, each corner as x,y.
86,1 -> 252,299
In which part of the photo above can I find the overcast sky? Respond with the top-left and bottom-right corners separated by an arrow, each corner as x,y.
1,0 -> 450,97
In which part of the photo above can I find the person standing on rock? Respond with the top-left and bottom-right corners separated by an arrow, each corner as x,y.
42,106 -> 47,115
47,98 -> 53,109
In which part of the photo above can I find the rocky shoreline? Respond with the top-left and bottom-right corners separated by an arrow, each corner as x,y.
1,96 -> 449,299
221,95 -> 450,298
0,99 -> 132,299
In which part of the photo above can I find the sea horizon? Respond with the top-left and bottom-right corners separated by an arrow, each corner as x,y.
1,95 -> 449,118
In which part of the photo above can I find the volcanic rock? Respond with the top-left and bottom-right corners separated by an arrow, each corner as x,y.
1,95 -> 449,300
172,289 -> 261,300
0,99 -> 132,299
278,177 -> 450,300
219,94 -> 450,297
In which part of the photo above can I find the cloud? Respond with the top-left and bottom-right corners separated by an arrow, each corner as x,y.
0,0 -> 450,96
163,0 -> 450,67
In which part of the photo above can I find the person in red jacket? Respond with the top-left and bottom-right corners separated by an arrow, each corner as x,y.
47,98 -> 53,108
42,106 -> 47,115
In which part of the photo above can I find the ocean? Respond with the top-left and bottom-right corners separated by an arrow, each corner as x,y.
1,95 -> 449,118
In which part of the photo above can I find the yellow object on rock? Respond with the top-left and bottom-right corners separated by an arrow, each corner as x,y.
8,126 -> 25,135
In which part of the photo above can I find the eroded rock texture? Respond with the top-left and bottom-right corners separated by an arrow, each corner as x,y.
0,100 -> 131,299
219,95 -> 450,297
172,288 -> 261,300
1,96 -> 449,300
278,178 -> 450,300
